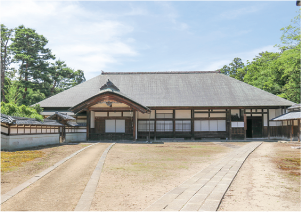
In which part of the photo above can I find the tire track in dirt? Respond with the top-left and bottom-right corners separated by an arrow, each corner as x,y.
1,143 -> 110,211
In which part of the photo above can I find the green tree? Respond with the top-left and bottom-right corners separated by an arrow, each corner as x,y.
277,45 -> 300,103
1,102 -> 43,121
10,25 -> 55,101
221,57 -> 245,81
277,10 -> 300,51
1,24 -> 13,102
243,51 -> 283,95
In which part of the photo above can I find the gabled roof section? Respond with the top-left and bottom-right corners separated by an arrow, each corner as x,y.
69,87 -> 151,114
37,71 -> 294,108
46,111 -> 75,121
100,79 -> 120,91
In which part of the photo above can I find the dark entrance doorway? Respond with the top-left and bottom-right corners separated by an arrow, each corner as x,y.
246,117 -> 263,138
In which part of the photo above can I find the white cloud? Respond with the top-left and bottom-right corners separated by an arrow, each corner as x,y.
1,0 -> 138,80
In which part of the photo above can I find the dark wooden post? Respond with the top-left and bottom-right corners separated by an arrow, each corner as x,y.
133,110 -> 136,141
191,109 -> 194,140
154,110 -> 157,141
267,109 -> 270,140
173,109 -> 175,139
229,109 -> 232,140
291,120 -> 293,142
244,114 -> 247,140
298,119 -> 300,142
86,110 -> 90,141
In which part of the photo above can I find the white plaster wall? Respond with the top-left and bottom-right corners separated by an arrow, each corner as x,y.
194,113 -> 208,118
156,110 -> 173,114
138,111 -> 155,119
95,112 -> 107,117
175,110 -> 191,119
1,126 -> 8,134
1,134 -> 10,149
1,134 -> 60,151
210,113 -> 226,118
65,133 -> 86,143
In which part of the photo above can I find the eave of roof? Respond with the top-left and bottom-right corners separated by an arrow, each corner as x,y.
272,112 -> 301,121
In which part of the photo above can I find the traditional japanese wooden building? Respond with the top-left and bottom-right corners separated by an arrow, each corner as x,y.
37,71 -> 296,141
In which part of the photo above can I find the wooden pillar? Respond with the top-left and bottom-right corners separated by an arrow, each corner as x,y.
154,109 -> 157,140
191,110 -> 194,140
133,110 -> 136,141
86,110 -> 90,141
173,109 -> 175,139
229,109 -> 232,140
244,114 -> 247,140
298,119 -> 300,142
267,109 -> 270,140
290,120 -> 293,142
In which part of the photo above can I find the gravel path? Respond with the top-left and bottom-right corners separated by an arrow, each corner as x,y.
1,143 -> 110,211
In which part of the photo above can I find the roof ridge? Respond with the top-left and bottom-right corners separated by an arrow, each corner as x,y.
101,70 -> 221,75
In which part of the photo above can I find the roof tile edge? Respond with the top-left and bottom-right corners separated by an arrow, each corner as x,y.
101,70 -> 221,75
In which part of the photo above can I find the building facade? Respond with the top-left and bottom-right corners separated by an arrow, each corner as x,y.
37,71 -> 296,141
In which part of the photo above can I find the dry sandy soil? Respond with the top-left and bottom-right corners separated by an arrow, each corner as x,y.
1,143 -> 110,211
90,142 -> 236,211
219,142 -> 301,211
1,142 -> 92,194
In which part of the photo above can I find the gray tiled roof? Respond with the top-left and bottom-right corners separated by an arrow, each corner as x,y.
46,112 -> 75,121
1,114 -> 64,126
272,112 -> 301,121
288,104 -> 301,111
37,71 -> 294,108
1,114 -> 16,124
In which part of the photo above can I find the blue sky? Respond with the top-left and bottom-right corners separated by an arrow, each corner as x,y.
1,0 -> 299,80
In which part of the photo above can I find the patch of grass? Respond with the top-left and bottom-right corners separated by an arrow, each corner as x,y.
272,144 -> 301,179
1,150 -> 44,173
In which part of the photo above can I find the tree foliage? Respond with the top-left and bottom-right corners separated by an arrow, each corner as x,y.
1,102 -> 43,121
221,57 -> 245,81
221,11 -> 300,103
1,24 -> 86,106
1,24 -> 13,102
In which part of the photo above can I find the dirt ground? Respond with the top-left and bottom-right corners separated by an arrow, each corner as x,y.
1,143 -> 110,211
1,142 -> 92,194
219,142 -> 301,211
90,142 -> 236,211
